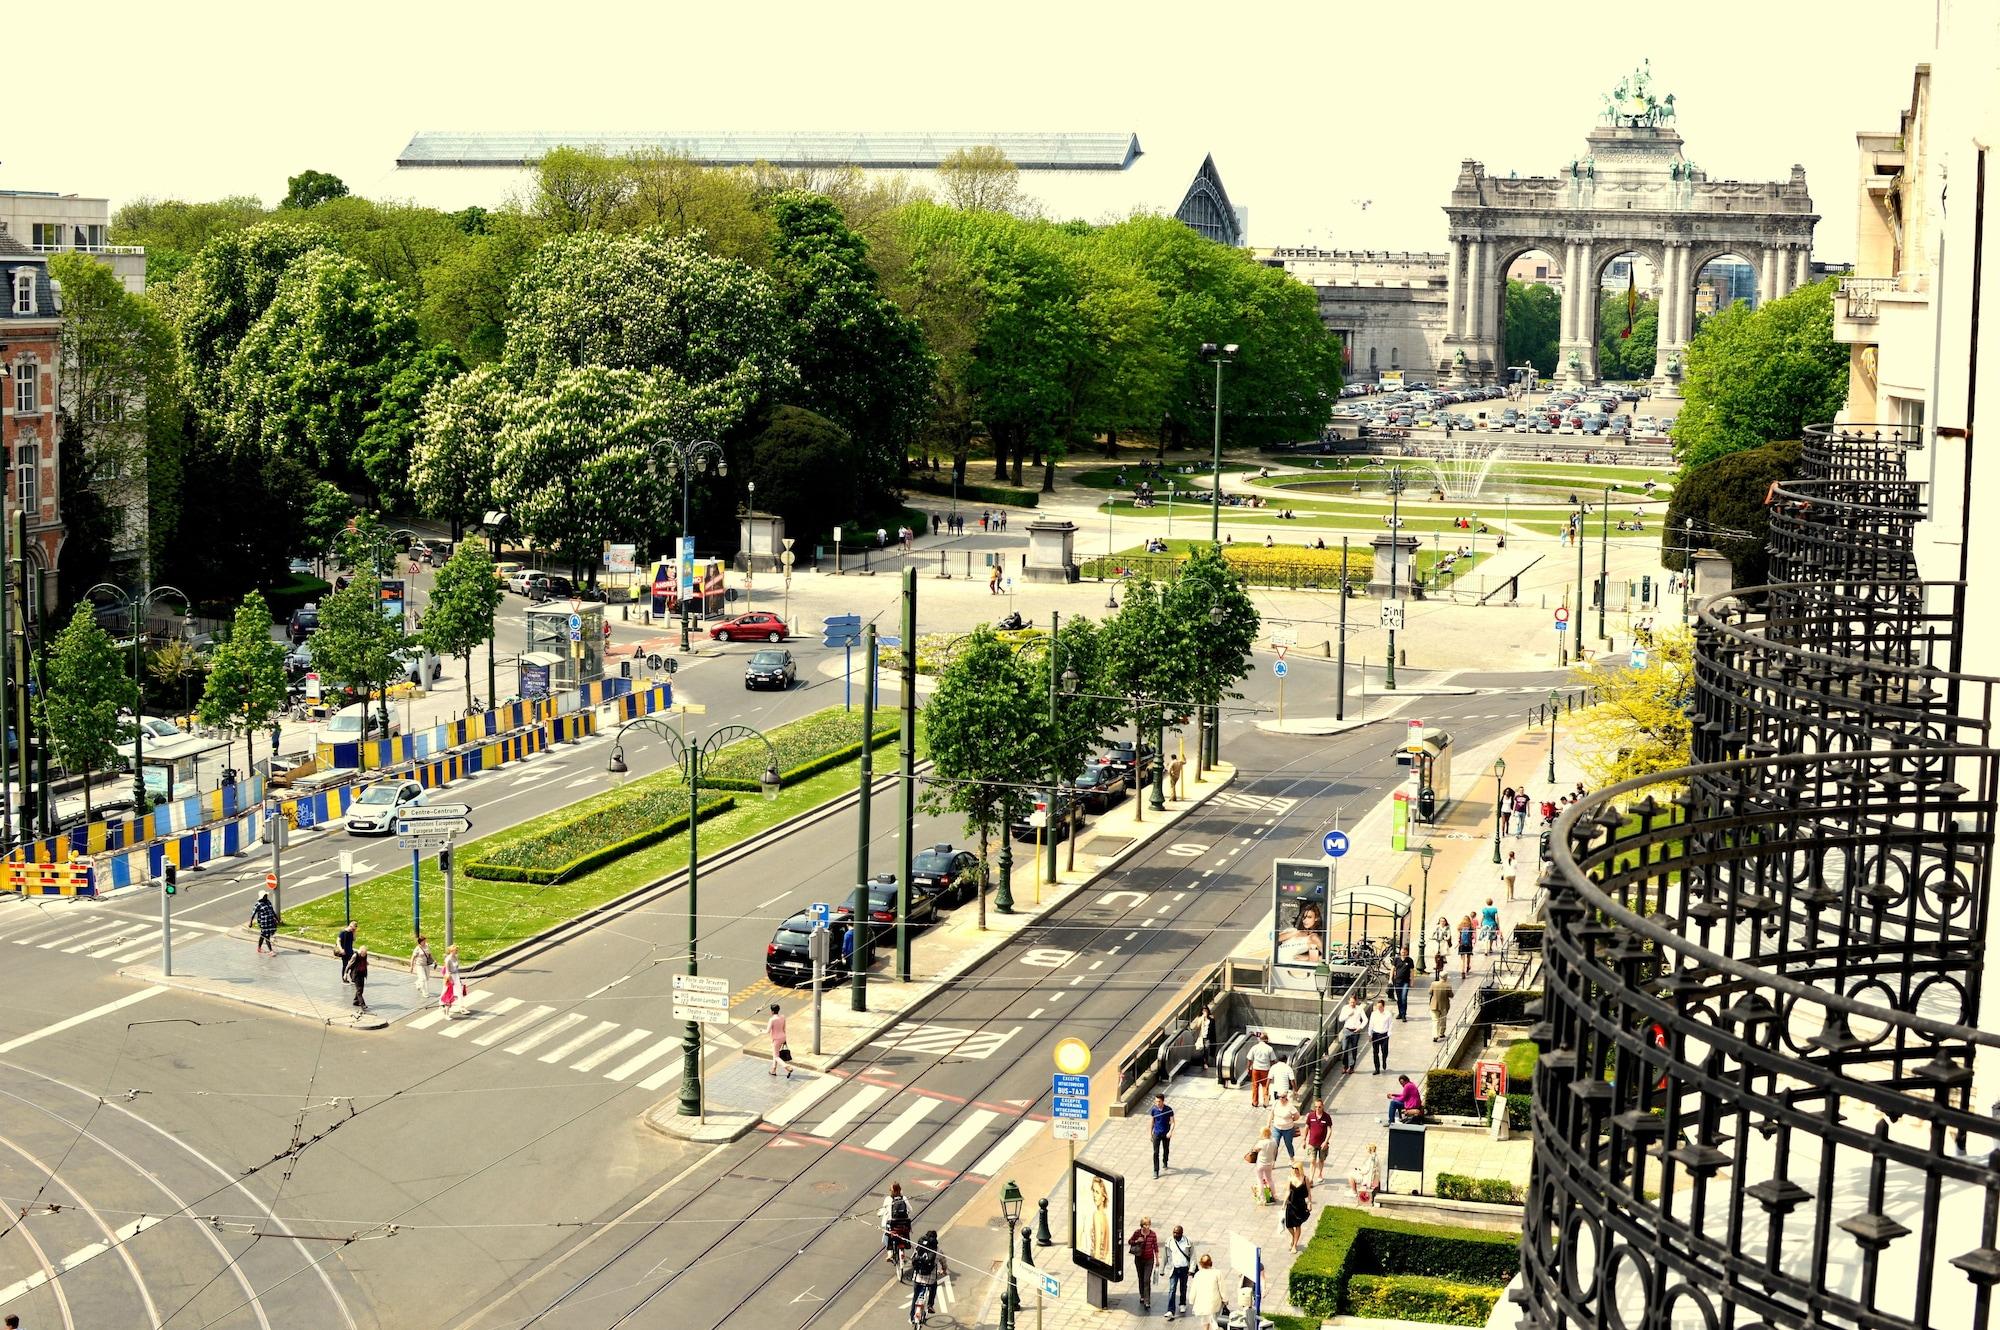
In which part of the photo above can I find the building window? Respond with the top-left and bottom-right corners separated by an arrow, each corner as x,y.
30,224 -> 61,251
11,272 -> 32,315
1369,347 -> 1379,371
12,363 -> 36,414
15,445 -> 36,509
1391,347 -> 1400,369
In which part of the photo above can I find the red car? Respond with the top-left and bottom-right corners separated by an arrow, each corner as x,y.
709,611 -> 789,643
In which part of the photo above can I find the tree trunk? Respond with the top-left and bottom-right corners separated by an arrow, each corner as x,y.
1010,448 -> 1024,488
991,433 -> 1009,482
977,821 -> 989,932
81,769 -> 92,822
465,655 -> 475,715
1103,427 -> 1118,460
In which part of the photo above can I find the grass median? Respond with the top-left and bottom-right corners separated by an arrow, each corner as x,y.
279,714 -> 918,965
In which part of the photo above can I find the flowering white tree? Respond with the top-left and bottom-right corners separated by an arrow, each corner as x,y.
410,362 -> 510,537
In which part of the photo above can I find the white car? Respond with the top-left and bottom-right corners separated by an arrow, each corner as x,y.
344,780 -> 427,835
326,701 -> 399,742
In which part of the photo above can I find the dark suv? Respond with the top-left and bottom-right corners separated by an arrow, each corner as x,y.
909,845 -> 978,908
288,604 -> 319,644
766,912 -> 852,987
1104,741 -> 1156,786
526,573 -> 576,603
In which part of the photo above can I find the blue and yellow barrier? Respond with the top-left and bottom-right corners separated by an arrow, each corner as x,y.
6,859 -> 95,896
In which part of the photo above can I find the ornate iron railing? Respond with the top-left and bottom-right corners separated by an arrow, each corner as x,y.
1517,416 -> 2000,1330
1839,276 -> 1895,321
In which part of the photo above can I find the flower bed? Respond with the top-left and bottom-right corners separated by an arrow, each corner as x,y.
700,707 -> 898,790
466,787 -> 736,884
1434,1173 -> 1523,1205
1078,542 -> 1373,589
1288,1209 -> 1519,1325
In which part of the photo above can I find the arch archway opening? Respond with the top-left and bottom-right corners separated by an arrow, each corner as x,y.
1594,250 -> 1660,385
1691,253 -> 1760,335
1499,247 -> 1563,382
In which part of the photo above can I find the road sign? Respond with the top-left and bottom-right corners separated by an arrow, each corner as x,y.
673,975 -> 728,994
398,835 -> 453,852
1051,1071 -> 1089,1140
1053,1073 -> 1089,1097
673,975 -> 730,1026
1268,621 -> 1297,648
568,612 -> 584,643
1630,646 -> 1649,668
398,803 -> 474,822
674,1000 -> 728,1026
1554,607 -> 1570,623
398,818 -> 471,838
1053,1119 -> 1088,1141
810,901 -> 831,927
877,635 -> 902,648
1381,600 -> 1406,630
1272,660 -> 1288,679
1036,1270 -> 1062,1299
1322,829 -> 1350,858
1555,619 -> 1568,633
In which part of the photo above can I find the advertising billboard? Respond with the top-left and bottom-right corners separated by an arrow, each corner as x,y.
1070,1160 -> 1124,1281
379,578 -> 406,626
1271,857 -> 1334,990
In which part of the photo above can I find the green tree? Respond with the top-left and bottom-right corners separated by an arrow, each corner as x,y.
156,442 -> 315,606
1162,546 -> 1260,753
1570,626 -> 1695,788
1503,280 -> 1561,378
1596,288 -> 1658,381
410,363 -> 508,540
920,628 -> 1046,928
1660,437 -> 1802,585
422,542 -> 503,713
745,406 -> 859,536
147,637 -> 209,719
1673,279 -> 1848,470
419,211 -> 545,360
38,603 -> 138,819
1032,615 -> 1122,843
1101,579 -> 1199,807
111,195 -> 267,289
878,209 -> 987,485
309,576 -> 411,764
301,482 -> 357,563
196,592 -> 288,781
281,170 -> 349,211
937,145 -> 1029,215
357,342 -> 465,508
163,220 -> 330,422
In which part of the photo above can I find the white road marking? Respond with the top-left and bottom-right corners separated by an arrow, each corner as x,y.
1088,960 -> 1103,971
605,1035 -> 682,1082
1029,1008 -> 1045,1019
1048,994 -> 1063,1004
766,1074 -> 841,1126
573,1028 -> 651,1071
0,1215 -> 162,1306
757,893 -> 789,910
635,1058 -> 684,1092
538,1019 -> 618,1064
507,1011 -> 584,1054
441,996 -> 522,1039
1107,946 -> 1120,955
473,1003 -> 554,1047
813,1084 -> 888,1137
864,1098 -> 935,1152
1142,918 -> 1157,928
408,989 -> 492,1031
968,1118 -> 1041,1178
0,987 -> 164,1055
1124,932 -> 1137,941
922,1108 -> 996,1165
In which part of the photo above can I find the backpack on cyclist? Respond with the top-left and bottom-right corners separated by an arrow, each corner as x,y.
911,1246 -> 936,1279
891,1194 -> 911,1225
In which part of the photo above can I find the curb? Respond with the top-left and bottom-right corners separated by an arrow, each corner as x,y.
640,1101 -> 761,1144
120,958 -> 392,1031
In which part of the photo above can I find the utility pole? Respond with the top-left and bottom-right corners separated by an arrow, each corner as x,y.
1336,537 -> 1349,722
1597,483 -> 1611,643
1045,610 -> 1060,890
851,623 -> 876,1011
896,568 -> 917,983
0,507 -> 11,849
1575,497 -> 1587,666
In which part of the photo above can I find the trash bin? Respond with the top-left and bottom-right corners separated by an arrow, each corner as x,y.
1386,1122 -> 1426,1193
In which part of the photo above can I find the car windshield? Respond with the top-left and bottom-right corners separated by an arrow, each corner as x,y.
355,786 -> 403,806
776,928 -> 811,948
913,850 -> 957,874
749,651 -> 788,666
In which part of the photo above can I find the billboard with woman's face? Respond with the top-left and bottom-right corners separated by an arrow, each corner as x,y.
1070,1161 -> 1124,1280
1272,859 -> 1333,990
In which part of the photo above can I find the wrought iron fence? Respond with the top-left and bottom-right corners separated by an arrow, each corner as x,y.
1838,275 -> 1895,321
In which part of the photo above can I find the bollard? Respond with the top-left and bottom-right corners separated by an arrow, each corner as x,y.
1036,1197 -> 1054,1246
621,604 -> 629,621
937,550 -> 949,579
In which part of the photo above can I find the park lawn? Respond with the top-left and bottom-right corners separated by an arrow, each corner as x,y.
1070,461 -> 1256,490
279,735 -> 924,965
1099,497 -> 1551,536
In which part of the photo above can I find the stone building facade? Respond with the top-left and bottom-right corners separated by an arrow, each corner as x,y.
0,227 -> 65,614
1256,248 -> 1449,383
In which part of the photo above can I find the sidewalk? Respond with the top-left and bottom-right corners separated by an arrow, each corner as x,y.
126,928 -> 400,1029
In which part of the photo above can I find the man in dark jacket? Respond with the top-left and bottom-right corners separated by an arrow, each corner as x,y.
336,921 -> 358,985
1391,949 -> 1416,1020
349,948 -> 370,1011
250,892 -> 279,955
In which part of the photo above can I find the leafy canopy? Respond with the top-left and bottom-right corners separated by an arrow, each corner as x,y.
1672,279 -> 1847,470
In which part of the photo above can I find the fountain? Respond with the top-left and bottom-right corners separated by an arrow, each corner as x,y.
1413,436 -> 1508,501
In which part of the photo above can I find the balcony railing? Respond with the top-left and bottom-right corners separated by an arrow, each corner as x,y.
28,243 -> 145,256
1839,275 -> 1895,321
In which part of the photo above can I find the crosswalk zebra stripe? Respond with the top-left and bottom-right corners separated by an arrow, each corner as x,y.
766,1075 -> 841,1126
605,1036 -> 682,1083
572,1028 -> 650,1071
538,1019 -> 618,1065
635,1058 -> 683,1092
441,996 -> 522,1038
864,1098 -> 935,1153
473,1004 -> 555,1048
408,989 -> 493,1032
506,1012 -> 584,1055
58,924 -> 132,953
813,1085 -> 888,1138
921,1109 -> 996,1166
968,1118 -> 1041,1178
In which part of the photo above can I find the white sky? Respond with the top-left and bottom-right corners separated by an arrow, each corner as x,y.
20,0 -> 1934,262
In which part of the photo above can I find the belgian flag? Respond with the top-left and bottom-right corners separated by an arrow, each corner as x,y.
1622,268 -> 1638,340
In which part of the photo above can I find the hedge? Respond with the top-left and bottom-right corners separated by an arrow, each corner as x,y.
1345,1273 -> 1503,1325
1426,1068 -> 1475,1116
1435,1173 -> 1523,1205
1505,1092 -> 1533,1131
1503,1040 -> 1539,1085
905,475 -> 1040,509
464,795 -> 737,885
700,708 -> 897,791
1080,544 -> 1373,590
1289,1208 -> 1521,1319
1480,987 -> 1542,1026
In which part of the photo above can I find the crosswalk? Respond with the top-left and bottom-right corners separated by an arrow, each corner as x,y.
0,899 -> 200,966
402,991 -> 749,1091
766,1076 -> 1045,1182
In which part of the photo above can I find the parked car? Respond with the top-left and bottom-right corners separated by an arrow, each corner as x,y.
343,779 -> 427,835
394,648 -> 443,686
743,649 -> 796,690
492,561 -> 525,586
123,714 -> 185,742
909,844 -> 979,908
1009,789 -> 1076,842
285,641 -> 313,675
1071,761 -> 1127,813
288,604 -> 319,644
288,557 -> 315,576
766,912 -> 852,986
325,701 -> 399,742
1103,740 -> 1157,786
710,611 -> 789,644
852,872 -> 938,942
525,573 -> 575,602
506,568 -> 545,596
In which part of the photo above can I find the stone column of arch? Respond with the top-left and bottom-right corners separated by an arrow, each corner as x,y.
1466,239 -> 1487,374
1652,242 -> 1682,386
1564,239 -> 1599,384
1444,235 -> 1465,341
1793,245 -> 1811,291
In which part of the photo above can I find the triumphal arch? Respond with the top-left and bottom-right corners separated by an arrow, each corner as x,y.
1438,64 -> 1820,388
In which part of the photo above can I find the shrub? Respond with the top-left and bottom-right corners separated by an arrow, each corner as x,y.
1425,1068 -> 1475,1116
1345,1273 -> 1502,1325
1503,1040 -> 1539,1085
1290,1208 -> 1520,1318
1480,987 -> 1541,1025
464,794 -> 737,884
1079,544 -> 1372,589
1435,1172 -> 1523,1205
1505,1092 -> 1533,1132
700,708 -> 897,790
905,475 -> 1039,509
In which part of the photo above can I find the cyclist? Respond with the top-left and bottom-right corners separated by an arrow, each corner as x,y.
879,1182 -> 913,1275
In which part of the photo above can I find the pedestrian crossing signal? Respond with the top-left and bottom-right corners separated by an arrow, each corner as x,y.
163,864 -> 177,896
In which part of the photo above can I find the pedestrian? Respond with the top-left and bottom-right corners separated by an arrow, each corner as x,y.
1282,1164 -> 1314,1252
1304,1098 -> 1332,1183
1369,998 -> 1393,1073
410,933 -> 433,998
349,947 -> 370,1011
980,510 -> 989,532
1340,996 -> 1369,1073
1245,1031 -> 1275,1105
1433,947 -> 1447,981
441,943 -> 464,1018
767,1002 -> 792,1078
1189,1253 -> 1229,1330
336,919 -> 357,986
1387,1073 -> 1424,1124
1193,1004 -> 1215,1072
1164,1223 -> 1195,1320
1458,914 -> 1476,977
1501,850 -> 1519,902
909,1229 -> 947,1323
1167,752 -> 1185,800
988,564 -> 1001,595
1391,947 -> 1414,1019
880,1182 -> 912,1271
1248,1125 -> 1277,1204
1150,1090 -> 1176,1176
1513,790 -> 1530,835
930,513 -> 941,537
1268,1052 -> 1295,1105
1350,1143 -> 1381,1204
1430,975 -> 1453,1042
1432,914 -> 1452,964
1270,1090 -> 1301,1159
1127,1216 -> 1160,1312
875,526 -> 887,548
250,890 -> 278,955
1481,898 -> 1502,954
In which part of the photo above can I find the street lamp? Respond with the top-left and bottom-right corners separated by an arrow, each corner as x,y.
1057,664 -> 1079,879
1385,466 -> 1405,691
1490,757 -> 1507,865
1313,959 -> 1333,1098
1416,842 -> 1437,968
607,715 -> 779,1117
339,849 -> 356,922
1199,342 -> 1239,543
1203,603 -> 1226,772
1547,689 -> 1560,784
745,480 -> 755,609
663,438 -> 726,654
85,580 -> 190,812
1001,1180 -> 1024,1330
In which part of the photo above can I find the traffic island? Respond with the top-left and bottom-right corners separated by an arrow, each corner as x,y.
124,926 -> 394,1030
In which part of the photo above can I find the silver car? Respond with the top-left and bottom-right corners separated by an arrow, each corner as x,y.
343,780 -> 428,836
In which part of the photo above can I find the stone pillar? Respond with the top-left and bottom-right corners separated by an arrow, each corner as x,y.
1575,241 -> 1598,384
1652,243 -> 1680,384
1795,245 -> 1812,290
1467,240 -> 1486,370
1759,249 -> 1777,306
1560,241 -> 1579,344
1444,236 -> 1465,341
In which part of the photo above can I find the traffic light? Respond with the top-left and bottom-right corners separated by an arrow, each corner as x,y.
438,848 -> 453,873
163,863 -> 177,896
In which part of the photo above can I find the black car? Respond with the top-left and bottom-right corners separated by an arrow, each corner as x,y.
1072,761 -> 1127,813
744,649 -> 796,691
854,873 -> 937,940
288,604 -> 319,644
909,844 -> 978,908
1104,740 -> 1157,786
527,573 -> 576,602
1009,790 -> 1076,842
766,912 -> 852,987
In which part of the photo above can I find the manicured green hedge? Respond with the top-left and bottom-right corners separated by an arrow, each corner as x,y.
1480,987 -> 1542,1025
1510,923 -> 1544,953
1505,1092 -> 1533,1131
700,709 -> 898,791
905,476 -> 1040,509
1289,1208 -> 1520,1319
1436,1173 -> 1523,1205
1345,1273 -> 1503,1325
1503,1040 -> 1539,1084
465,794 -> 736,884
1426,1068 -> 1475,1116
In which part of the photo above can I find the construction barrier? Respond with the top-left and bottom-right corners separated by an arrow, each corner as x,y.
272,782 -> 360,833
9,776 -> 268,865
6,859 -> 96,897
610,683 -> 674,721
548,710 -> 597,745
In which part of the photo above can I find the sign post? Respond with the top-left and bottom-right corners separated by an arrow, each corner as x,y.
672,975 -> 730,1123
1052,1072 -> 1090,1142
822,615 -> 862,710
809,902 -> 831,1054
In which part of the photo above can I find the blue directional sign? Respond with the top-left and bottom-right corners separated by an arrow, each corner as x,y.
1322,829 -> 1350,858
822,613 -> 862,649
1273,660 -> 1288,679
567,612 -> 583,643
1554,619 -> 1568,633
810,901 -> 831,927
1053,1073 -> 1088,1097
1630,646 -> 1649,669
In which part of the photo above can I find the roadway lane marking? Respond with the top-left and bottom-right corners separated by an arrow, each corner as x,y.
922,1109 -> 996,1165
636,1059 -> 684,1092
441,996 -> 522,1038
1068,976 -> 1082,986
53,923 -> 130,952
0,987 -> 163,1055
757,893 -> 789,910
507,1012 -> 584,1054
606,1036 -> 682,1083
1107,947 -> 1120,955
864,1098 -> 936,1152
539,1019 -> 619,1064
813,1084 -> 888,1137
968,1118 -> 1041,1178
573,1028 -> 651,1071
1088,961 -> 1102,971
1124,932 -> 1137,941
565,776 -> 599,789
1142,918 -> 1157,928
408,990 -> 493,1031
1048,994 -> 1063,1004
1029,1008 -> 1045,1019
0,1215 -> 162,1306
474,1003 -> 554,1047
1174,893 -> 1187,901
